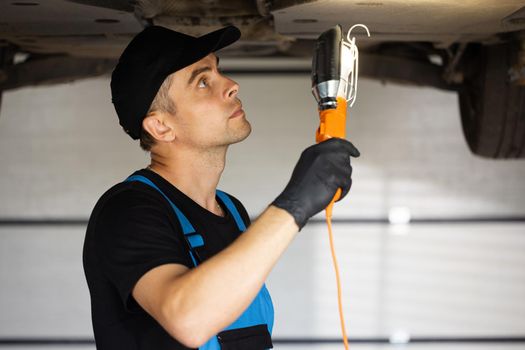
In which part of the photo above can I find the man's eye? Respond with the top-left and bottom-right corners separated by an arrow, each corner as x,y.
197,78 -> 208,88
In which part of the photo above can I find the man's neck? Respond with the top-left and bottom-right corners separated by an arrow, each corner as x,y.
148,145 -> 227,215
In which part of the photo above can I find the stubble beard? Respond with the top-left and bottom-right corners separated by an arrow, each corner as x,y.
227,117 -> 252,145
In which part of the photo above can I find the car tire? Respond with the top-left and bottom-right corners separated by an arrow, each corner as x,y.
458,42 -> 525,158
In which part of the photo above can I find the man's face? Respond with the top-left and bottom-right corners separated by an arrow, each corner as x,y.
166,53 -> 251,149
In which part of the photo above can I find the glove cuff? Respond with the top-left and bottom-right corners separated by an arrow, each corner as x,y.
271,197 -> 308,231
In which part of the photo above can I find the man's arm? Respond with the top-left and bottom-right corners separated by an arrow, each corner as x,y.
132,138 -> 360,347
132,205 -> 297,348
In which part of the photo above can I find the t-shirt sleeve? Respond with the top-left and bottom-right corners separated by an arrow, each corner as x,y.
94,187 -> 193,313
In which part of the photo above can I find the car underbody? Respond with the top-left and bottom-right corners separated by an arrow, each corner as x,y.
1,0 -> 524,158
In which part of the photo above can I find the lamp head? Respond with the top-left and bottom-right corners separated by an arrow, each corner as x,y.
311,25 -> 342,110
311,24 -> 370,110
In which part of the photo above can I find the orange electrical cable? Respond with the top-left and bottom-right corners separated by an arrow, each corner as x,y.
325,199 -> 350,350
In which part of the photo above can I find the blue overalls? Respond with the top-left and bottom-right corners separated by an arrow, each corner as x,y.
125,175 -> 274,349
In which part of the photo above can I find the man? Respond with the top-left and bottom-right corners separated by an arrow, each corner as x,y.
83,25 -> 359,350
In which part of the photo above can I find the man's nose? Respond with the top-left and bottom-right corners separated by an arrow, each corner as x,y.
224,76 -> 239,99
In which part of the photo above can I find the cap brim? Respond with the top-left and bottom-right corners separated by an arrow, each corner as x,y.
199,25 -> 241,52
178,25 -> 241,69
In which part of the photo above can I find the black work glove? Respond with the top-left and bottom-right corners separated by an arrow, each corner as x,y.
271,138 -> 360,230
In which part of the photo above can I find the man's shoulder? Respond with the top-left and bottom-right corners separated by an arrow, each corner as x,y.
88,171 -> 170,223
100,179 -> 161,207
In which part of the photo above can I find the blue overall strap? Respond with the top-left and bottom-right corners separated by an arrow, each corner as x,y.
216,190 -> 246,231
124,175 -> 202,266
200,191 -> 274,350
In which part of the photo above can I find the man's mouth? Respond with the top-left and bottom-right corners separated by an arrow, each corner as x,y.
230,106 -> 244,118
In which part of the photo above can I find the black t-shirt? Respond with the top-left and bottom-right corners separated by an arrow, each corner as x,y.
83,169 -> 251,350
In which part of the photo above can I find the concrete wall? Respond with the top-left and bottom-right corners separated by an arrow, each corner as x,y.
0,73 -> 524,349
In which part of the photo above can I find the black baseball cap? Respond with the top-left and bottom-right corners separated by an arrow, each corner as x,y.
111,25 -> 241,140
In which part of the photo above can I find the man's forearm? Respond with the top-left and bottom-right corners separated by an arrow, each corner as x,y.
166,205 -> 299,344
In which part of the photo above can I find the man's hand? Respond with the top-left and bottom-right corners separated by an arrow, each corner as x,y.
271,138 -> 360,229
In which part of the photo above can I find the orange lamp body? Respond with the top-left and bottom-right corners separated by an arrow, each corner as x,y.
316,96 -> 347,203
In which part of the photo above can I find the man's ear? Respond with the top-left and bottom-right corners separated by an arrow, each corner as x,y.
142,112 -> 175,142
